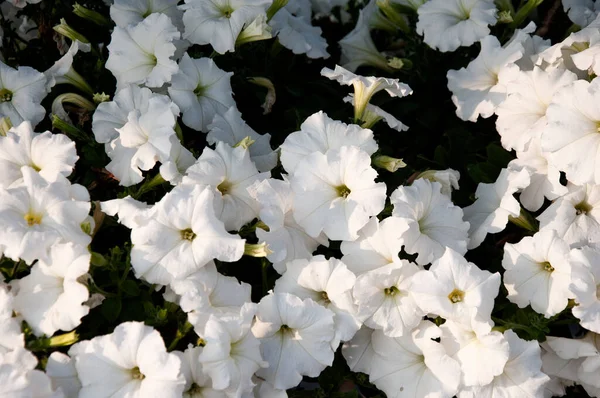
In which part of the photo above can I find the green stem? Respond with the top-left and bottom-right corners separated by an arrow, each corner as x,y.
509,0 -> 545,28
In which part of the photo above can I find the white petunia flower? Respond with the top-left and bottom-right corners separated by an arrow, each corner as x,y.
274,255 -> 361,348
416,0 -> 497,53
168,54 -> 235,132
369,320 -> 461,398
353,262 -> 424,338
508,137 -> 569,212
115,95 -> 178,172
251,293 -> 335,390
563,0 -> 600,27
504,22 -> 551,71
502,229 -> 574,317
0,167 -> 91,264
343,95 -> 410,132
11,242 -> 90,337
495,66 -> 577,152
175,345 -> 222,397
411,248 -> 501,335
340,216 -> 408,276
106,13 -> 180,88
0,60 -> 48,126
459,330 -> 550,398
44,40 -> 91,93
290,145 -> 387,241
207,106 -> 277,172
70,321 -> 185,397
537,183 -> 600,248
196,304 -> 265,396
279,110 -> 377,173
110,0 -> 183,29
321,65 -> 412,122
0,121 -> 77,189
440,320 -> 509,387
447,35 -> 523,122
543,333 -> 600,393
130,185 -> 245,285
247,178 -> 328,273
339,9 -> 391,72
101,195 -> 153,230
570,246 -> 600,333
270,1 -> 329,59
104,138 -> 144,187
181,0 -> 271,54
92,84 -> 179,144
541,78 -> 600,185
391,178 -> 470,266
183,141 -> 269,231
46,352 -> 81,398
0,347 -> 62,398
463,168 -> 530,250
169,261 -> 252,329
0,282 -> 24,354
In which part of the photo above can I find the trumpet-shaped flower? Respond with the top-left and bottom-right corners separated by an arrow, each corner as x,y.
495,66 -> 577,152
0,347 -> 61,398
130,185 -> 245,285
207,106 -> 277,172
274,256 -> 361,348
168,54 -> 235,132
247,178 -> 327,273
417,169 -> 461,198
159,138 -> 196,185
537,183 -> 600,247
0,167 -> 91,264
251,293 -> 335,390
321,65 -> 412,121
181,0 -> 271,54
93,85 -> 179,144
541,78 -> 600,185
0,60 -> 47,126
115,95 -> 178,172
459,330 -> 550,398
70,321 -> 185,397
447,35 -> 523,122
279,111 -> 377,173
563,0 -> 600,27
196,304 -> 265,395
570,246 -> 600,333
369,321 -> 461,398
440,320 -> 509,387
411,248 -> 501,335
502,229 -> 574,317
0,121 -> 77,188
106,13 -> 180,88
463,168 -> 530,250
183,141 -> 269,231
391,178 -> 470,266
290,145 -> 387,241
46,352 -> 81,398
416,0 -> 497,53
353,262 -> 424,337
169,261 -> 252,330
339,10 -> 391,72
341,326 -> 376,375
11,242 -> 90,337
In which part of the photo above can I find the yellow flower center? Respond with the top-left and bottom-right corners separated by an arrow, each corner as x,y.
24,212 -> 42,226
181,228 -> 196,241
384,286 -> 400,296
130,367 -> 145,380
335,184 -> 351,198
448,289 -> 465,303
575,200 -> 592,215
541,261 -> 555,273
217,180 -> 232,195
0,88 -> 13,103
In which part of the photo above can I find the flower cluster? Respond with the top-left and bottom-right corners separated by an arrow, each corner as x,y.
0,0 -> 599,397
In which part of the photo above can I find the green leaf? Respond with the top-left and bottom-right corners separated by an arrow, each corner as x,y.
100,297 -> 122,323
120,280 -> 140,297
